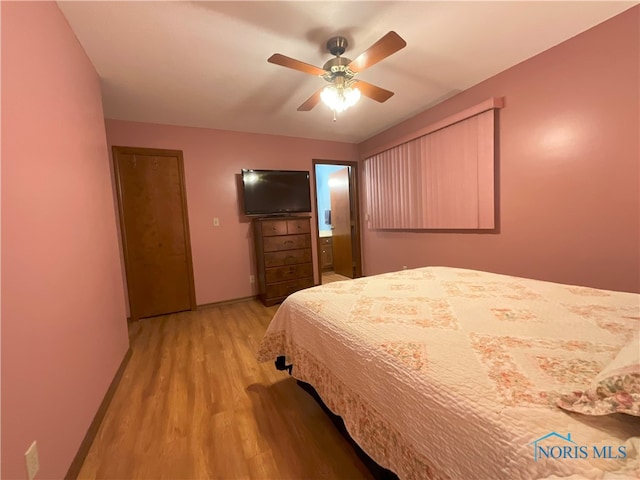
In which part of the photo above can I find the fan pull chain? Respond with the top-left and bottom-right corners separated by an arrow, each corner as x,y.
333,110 -> 337,122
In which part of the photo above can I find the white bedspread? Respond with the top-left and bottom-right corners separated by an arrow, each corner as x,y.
257,267 -> 640,480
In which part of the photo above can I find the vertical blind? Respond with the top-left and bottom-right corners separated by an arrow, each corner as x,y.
364,109 -> 496,230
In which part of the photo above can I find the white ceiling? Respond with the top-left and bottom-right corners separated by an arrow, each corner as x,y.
58,1 -> 636,143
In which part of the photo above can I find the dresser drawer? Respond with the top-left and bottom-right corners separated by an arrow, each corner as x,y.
287,218 -> 311,234
320,237 -> 332,246
264,248 -> 312,268
265,277 -> 314,299
260,220 -> 287,236
265,263 -> 313,283
263,234 -> 311,252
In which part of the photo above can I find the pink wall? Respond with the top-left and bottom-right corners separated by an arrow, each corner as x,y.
1,3 -> 129,478
105,120 -> 358,306
359,6 -> 640,293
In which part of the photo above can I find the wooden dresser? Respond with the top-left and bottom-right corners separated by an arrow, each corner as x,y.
253,216 -> 314,306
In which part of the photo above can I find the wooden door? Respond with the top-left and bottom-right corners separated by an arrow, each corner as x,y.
113,147 -> 196,320
329,167 -> 353,278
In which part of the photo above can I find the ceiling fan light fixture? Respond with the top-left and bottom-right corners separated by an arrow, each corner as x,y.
320,84 -> 361,113
268,31 -> 405,114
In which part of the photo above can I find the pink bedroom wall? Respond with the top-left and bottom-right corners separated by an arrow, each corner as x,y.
359,6 -> 640,293
1,3 -> 129,478
104,120 -> 358,307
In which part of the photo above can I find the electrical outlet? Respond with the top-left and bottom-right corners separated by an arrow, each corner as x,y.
25,441 -> 39,480
213,217 -> 220,227
249,275 -> 255,284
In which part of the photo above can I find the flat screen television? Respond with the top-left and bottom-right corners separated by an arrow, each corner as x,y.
241,169 -> 312,216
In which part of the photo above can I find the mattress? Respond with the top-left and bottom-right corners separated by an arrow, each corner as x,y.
257,267 -> 640,480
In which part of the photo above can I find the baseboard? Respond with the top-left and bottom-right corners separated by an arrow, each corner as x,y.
65,347 -> 133,479
197,295 -> 258,309
125,296 -> 260,321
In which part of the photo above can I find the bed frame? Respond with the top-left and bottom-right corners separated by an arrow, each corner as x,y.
275,356 -> 398,480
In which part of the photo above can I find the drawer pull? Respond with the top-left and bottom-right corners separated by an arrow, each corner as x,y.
284,240 -> 294,245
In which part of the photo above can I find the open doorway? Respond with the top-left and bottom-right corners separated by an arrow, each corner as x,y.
313,160 -> 362,285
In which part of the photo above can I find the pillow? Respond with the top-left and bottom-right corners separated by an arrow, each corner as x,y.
557,332 -> 640,416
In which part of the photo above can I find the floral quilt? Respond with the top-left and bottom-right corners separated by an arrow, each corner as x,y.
257,267 -> 640,480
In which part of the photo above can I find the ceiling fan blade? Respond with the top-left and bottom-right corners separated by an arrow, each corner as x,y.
268,54 -> 326,76
353,80 -> 394,103
348,31 -> 407,73
297,89 -> 323,111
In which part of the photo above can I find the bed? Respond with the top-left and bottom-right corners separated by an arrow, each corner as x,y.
257,267 -> 640,480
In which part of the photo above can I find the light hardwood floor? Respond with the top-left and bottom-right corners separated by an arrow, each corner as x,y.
321,272 -> 351,284
78,300 -> 372,480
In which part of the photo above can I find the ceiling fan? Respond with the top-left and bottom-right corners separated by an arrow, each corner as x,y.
268,31 -> 407,116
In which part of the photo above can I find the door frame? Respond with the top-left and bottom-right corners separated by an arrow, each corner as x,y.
312,159 -> 363,282
112,146 -> 197,320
